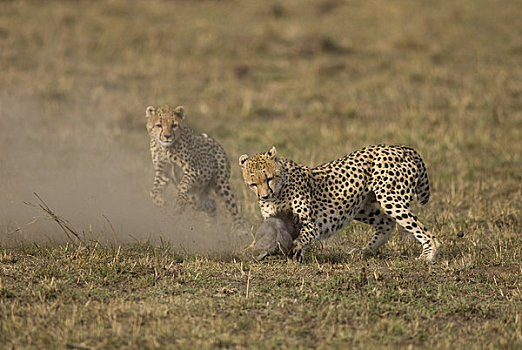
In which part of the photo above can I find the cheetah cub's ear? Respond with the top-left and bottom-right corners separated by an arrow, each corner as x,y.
239,154 -> 249,167
145,106 -> 156,118
267,146 -> 278,160
174,106 -> 185,119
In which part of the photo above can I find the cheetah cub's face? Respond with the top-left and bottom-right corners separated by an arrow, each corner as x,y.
146,105 -> 184,147
239,147 -> 282,202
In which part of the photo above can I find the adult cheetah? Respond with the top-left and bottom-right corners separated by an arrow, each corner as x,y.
239,145 -> 440,262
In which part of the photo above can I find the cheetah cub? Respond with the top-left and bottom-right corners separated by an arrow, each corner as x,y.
146,105 -> 245,228
239,145 -> 441,262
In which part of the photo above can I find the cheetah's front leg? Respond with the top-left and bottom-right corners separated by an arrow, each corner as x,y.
288,222 -> 316,262
150,159 -> 172,207
174,171 -> 199,214
287,197 -> 317,262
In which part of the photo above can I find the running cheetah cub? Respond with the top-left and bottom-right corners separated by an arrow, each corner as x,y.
146,105 -> 245,229
239,145 -> 441,262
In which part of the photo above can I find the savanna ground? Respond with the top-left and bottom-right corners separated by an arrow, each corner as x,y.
1,0 -> 521,349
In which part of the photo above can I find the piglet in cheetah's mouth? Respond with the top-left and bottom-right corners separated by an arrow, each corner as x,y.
253,215 -> 299,261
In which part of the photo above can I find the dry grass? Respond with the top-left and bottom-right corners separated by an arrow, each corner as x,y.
0,0 -> 521,349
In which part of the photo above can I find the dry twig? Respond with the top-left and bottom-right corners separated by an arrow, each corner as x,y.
24,192 -> 85,245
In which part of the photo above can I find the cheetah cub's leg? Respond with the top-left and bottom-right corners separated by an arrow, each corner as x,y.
191,191 -> 217,217
354,201 -> 396,256
375,193 -> 440,262
200,197 -> 217,217
174,171 -> 200,214
150,159 -> 172,207
171,164 -> 184,184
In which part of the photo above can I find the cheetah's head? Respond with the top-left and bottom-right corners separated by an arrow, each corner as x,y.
239,147 -> 283,202
145,105 -> 184,147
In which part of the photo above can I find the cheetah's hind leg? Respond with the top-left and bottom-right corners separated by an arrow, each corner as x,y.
200,196 -> 217,217
354,199 -> 396,257
374,190 -> 440,262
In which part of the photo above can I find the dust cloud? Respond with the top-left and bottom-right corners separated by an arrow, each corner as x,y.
0,95 -> 247,252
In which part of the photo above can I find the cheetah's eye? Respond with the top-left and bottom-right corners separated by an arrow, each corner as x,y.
155,124 -> 162,128
249,183 -> 257,188
171,123 -> 178,129
266,177 -> 274,182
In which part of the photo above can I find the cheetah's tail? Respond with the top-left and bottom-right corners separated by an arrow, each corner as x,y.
414,153 -> 430,205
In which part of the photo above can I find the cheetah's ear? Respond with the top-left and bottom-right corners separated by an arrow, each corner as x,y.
239,154 -> 249,167
145,106 -> 156,118
267,146 -> 278,160
174,106 -> 185,119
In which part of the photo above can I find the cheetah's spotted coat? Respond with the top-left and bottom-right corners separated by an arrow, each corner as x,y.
239,145 -> 440,262
146,105 -> 244,228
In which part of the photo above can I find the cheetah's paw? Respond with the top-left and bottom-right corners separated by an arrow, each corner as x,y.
150,193 -> 166,207
288,245 -> 304,263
